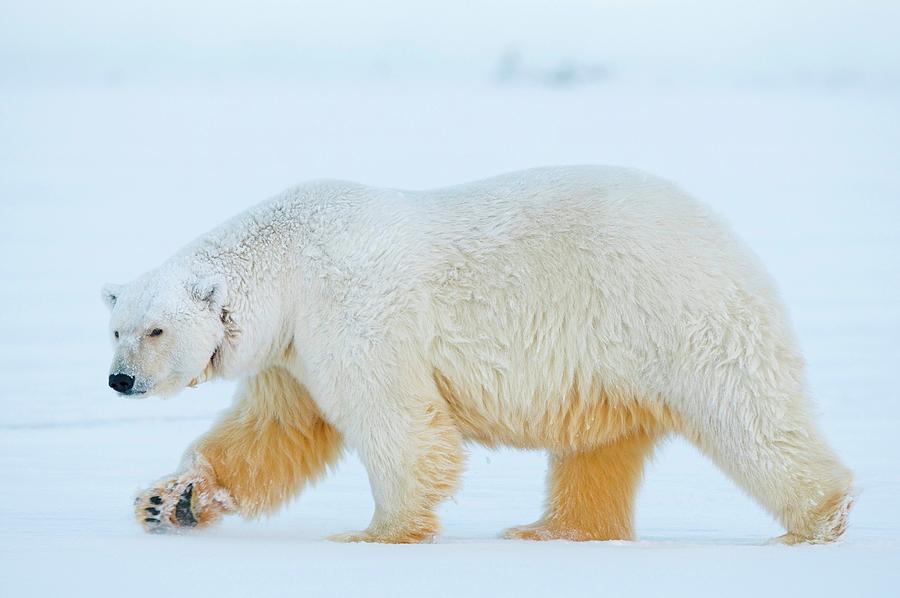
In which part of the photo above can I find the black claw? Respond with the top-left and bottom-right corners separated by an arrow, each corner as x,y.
174,483 -> 198,527
145,507 -> 160,515
144,517 -> 159,524
149,496 -> 163,505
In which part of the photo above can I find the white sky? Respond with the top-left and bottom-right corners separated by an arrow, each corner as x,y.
1,0 -> 899,84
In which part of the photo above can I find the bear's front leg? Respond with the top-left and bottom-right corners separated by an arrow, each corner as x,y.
134,455 -> 234,532
328,400 -> 464,544
134,367 -> 342,532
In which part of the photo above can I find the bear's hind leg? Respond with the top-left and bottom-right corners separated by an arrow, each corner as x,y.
504,431 -> 657,541
678,389 -> 853,544
135,367 -> 343,532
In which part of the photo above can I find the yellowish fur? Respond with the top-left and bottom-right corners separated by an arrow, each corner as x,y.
192,367 -> 670,542
504,431 -> 658,541
196,366 -> 343,518
433,369 -> 671,540
134,456 -> 234,530
139,364 -> 849,544
434,368 -> 672,450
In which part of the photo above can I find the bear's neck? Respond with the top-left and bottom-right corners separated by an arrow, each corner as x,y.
174,208 -> 305,380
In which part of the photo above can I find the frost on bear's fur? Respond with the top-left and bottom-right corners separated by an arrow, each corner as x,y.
104,165 -> 853,544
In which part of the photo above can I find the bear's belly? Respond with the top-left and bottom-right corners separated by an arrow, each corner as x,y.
431,369 -> 672,452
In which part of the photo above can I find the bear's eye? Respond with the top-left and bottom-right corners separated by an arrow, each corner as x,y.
149,328 -> 164,337
114,331 -> 119,339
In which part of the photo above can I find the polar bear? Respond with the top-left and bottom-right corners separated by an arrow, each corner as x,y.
103,166 -> 852,544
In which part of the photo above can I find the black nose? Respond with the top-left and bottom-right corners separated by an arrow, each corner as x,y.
109,373 -> 135,393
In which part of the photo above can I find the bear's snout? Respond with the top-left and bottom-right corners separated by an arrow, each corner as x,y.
109,373 -> 135,394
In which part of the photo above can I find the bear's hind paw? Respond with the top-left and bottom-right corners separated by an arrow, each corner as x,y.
503,521 -> 631,542
502,522 -> 574,541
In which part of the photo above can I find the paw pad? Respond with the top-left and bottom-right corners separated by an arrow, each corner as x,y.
134,471 -> 233,533
174,483 -> 198,527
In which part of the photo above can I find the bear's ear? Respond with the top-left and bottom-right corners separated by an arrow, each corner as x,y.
101,283 -> 123,310
191,275 -> 228,312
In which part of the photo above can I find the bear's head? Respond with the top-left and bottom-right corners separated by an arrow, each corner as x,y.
102,269 -> 229,397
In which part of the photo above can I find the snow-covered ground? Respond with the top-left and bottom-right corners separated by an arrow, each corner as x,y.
2,80 -> 898,597
2,2 -> 900,595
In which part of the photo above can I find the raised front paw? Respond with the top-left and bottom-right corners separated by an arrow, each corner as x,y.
134,472 -> 233,533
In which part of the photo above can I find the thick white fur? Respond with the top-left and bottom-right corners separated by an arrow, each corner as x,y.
106,165 -> 852,543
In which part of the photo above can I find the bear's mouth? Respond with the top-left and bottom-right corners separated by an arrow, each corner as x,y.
188,348 -> 218,388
